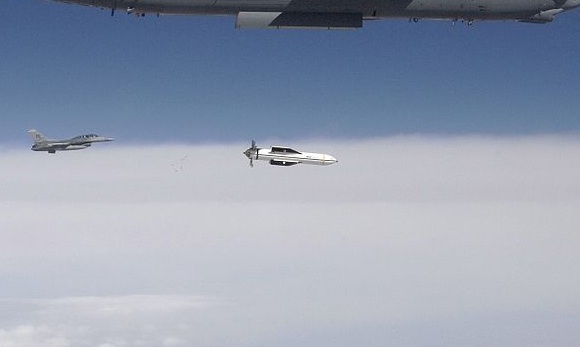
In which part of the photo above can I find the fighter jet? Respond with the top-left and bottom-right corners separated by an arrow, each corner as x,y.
243,140 -> 337,167
50,0 -> 579,28
28,129 -> 114,154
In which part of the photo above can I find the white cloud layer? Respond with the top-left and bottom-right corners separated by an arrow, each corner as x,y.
1,136 -> 579,346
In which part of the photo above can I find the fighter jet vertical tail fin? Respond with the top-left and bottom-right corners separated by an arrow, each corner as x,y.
27,129 -> 48,144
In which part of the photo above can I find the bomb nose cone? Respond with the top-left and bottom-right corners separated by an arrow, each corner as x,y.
324,155 -> 338,165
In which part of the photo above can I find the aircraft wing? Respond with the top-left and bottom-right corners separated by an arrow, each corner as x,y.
43,142 -> 73,150
49,0 -> 580,26
47,141 -> 91,149
55,0 -> 114,6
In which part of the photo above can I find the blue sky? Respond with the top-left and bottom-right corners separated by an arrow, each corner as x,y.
1,0 -> 579,145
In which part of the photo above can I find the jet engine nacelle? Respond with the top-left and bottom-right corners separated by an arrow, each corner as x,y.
563,0 -> 580,9
519,8 -> 564,23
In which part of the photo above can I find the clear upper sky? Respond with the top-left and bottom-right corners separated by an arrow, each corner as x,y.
1,0 -> 579,145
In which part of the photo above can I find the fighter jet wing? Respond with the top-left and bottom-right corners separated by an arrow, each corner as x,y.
44,142 -> 73,150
